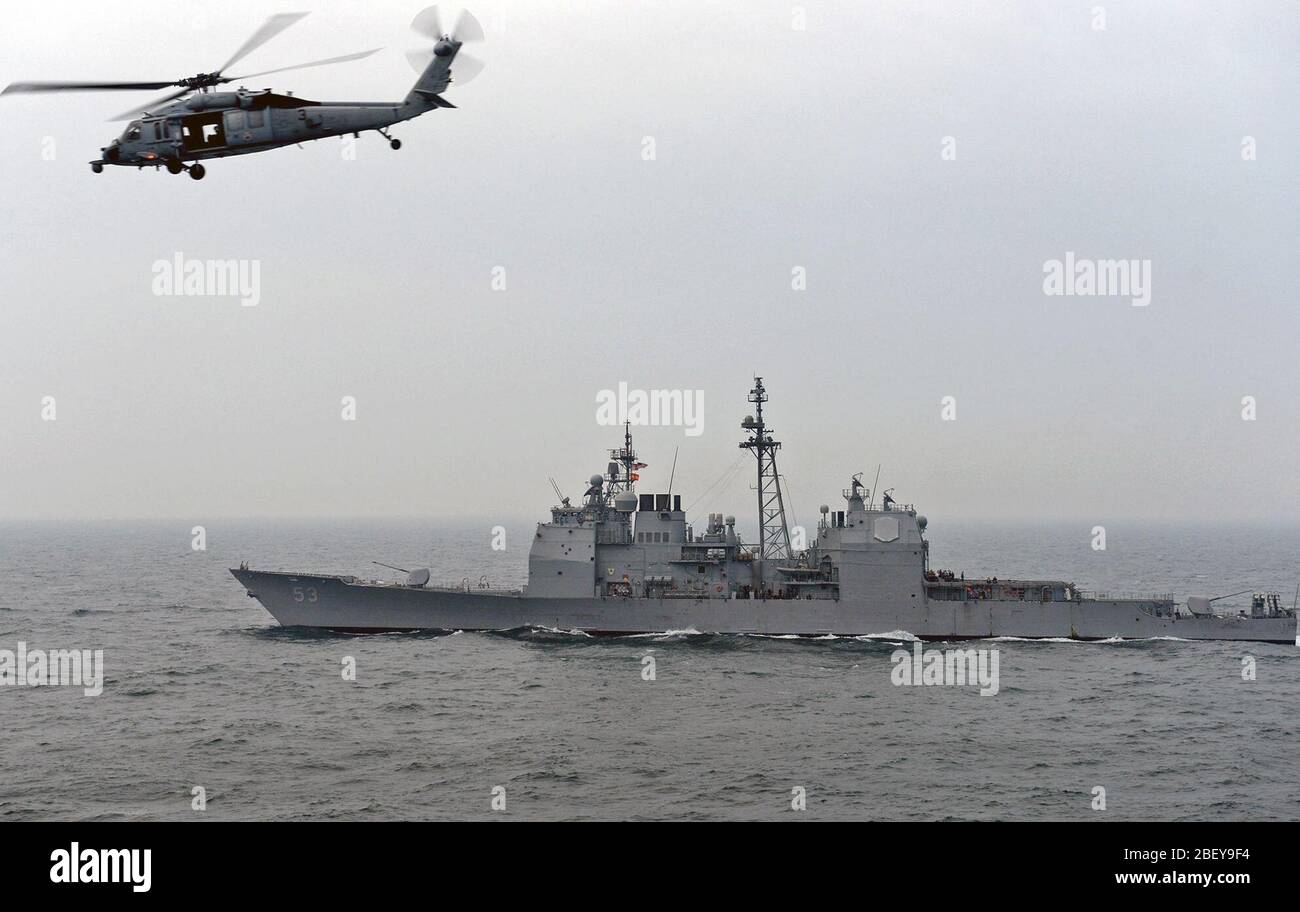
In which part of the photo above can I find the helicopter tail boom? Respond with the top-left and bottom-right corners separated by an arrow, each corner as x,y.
405,41 -> 460,105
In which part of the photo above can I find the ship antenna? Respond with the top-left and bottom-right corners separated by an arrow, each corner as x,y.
739,376 -> 793,572
666,446 -> 679,501
870,464 -> 881,510
549,477 -> 570,507
623,420 -> 635,492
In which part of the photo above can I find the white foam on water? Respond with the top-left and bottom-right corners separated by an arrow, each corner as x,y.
622,628 -> 703,639
855,630 -> 920,642
529,625 -> 593,637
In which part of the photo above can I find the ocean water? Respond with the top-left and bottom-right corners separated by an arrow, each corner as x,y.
0,519 -> 1296,821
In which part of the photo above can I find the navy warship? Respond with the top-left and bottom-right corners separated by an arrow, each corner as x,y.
232,379 -> 1297,643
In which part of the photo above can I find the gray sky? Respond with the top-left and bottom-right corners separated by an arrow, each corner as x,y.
1,0 -> 1297,524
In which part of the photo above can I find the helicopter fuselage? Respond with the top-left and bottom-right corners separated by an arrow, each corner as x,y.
93,87 -> 449,172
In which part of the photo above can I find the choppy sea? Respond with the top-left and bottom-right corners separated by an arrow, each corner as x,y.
1,519 -> 1296,821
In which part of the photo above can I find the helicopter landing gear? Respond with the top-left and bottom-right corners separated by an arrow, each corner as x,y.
90,162 -> 103,174
188,163 -> 206,181
165,160 -> 184,175
377,127 -> 401,150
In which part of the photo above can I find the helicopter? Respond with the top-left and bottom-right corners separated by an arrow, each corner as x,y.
0,6 -> 483,180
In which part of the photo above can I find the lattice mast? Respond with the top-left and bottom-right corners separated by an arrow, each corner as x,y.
739,377 -> 792,567
607,420 -> 643,496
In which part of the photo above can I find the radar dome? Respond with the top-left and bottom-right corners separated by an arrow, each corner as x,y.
917,515 -> 928,530
590,474 -> 604,486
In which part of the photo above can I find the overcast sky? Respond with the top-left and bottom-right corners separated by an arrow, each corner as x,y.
1,0 -> 1297,525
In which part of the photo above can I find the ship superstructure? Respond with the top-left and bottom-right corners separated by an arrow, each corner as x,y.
232,381 -> 1297,643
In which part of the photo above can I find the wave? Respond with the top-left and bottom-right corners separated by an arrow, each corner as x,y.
985,634 -> 1198,644
856,630 -> 920,642
621,628 -> 703,640
528,625 -> 592,638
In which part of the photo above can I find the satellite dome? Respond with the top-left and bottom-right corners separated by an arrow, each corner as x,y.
590,474 -> 604,486
917,515 -> 928,530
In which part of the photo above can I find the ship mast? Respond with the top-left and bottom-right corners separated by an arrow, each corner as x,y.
739,377 -> 792,565
608,420 -> 640,496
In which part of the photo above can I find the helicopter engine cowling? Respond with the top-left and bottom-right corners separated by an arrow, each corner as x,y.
186,92 -> 240,111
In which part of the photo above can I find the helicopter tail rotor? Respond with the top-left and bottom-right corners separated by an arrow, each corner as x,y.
406,6 -> 486,88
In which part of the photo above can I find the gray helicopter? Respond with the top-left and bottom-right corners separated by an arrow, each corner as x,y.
0,6 -> 483,180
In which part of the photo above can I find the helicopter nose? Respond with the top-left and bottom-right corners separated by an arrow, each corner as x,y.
103,144 -> 120,163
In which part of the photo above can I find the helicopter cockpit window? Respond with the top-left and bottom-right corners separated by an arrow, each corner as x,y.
124,122 -> 142,142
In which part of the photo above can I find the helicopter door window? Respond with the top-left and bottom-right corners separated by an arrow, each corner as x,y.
226,111 -> 246,131
247,110 -> 264,129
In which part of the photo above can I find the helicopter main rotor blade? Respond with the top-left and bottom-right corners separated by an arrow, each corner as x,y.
225,47 -> 383,82
110,87 -> 192,122
218,11 -> 310,74
2,80 -> 177,94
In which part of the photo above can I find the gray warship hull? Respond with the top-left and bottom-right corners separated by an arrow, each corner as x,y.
230,568 -> 1298,643
231,379 -> 1297,645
